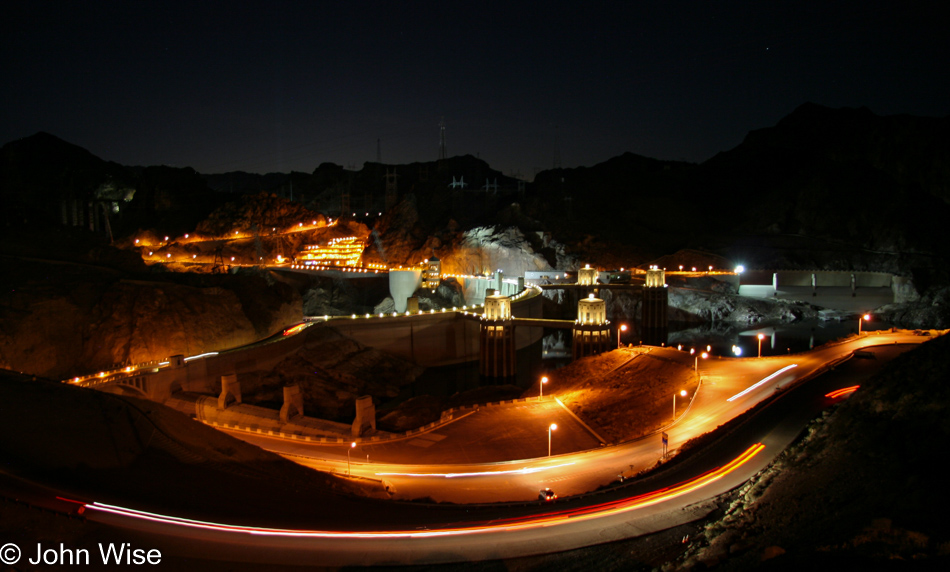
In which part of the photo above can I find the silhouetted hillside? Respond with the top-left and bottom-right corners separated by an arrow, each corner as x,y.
3,105 -> 948,283
0,132 -> 224,236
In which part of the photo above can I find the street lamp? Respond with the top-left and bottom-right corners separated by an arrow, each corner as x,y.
347,442 -> 356,475
859,314 -> 871,334
540,376 -> 548,399
548,423 -> 557,456
757,333 -> 765,358
674,389 -> 687,420
694,351 -> 708,371
618,324 -> 627,348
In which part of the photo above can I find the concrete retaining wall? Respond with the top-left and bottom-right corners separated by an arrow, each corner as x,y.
328,288 -> 544,367
771,270 -> 893,288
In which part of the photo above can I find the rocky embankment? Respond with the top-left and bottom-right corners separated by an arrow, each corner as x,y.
672,333 -> 950,569
0,253 -> 302,380
875,287 -> 950,329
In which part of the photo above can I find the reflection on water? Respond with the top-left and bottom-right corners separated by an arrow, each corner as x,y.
662,318 -> 893,357
390,317 -> 893,408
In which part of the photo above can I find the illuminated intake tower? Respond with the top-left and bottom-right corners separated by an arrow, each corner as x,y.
572,293 -> 611,359
479,294 -> 516,379
641,266 -> 668,346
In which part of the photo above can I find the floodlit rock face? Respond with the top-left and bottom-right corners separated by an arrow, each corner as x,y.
0,260 -> 302,379
875,287 -> 950,329
596,287 -> 825,326
368,194 -> 575,276
80,281 -> 259,368
195,192 -> 328,237
436,226 -> 560,276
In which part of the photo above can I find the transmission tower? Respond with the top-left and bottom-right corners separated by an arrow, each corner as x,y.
438,117 -> 447,169
553,124 -> 562,169
377,138 -> 381,163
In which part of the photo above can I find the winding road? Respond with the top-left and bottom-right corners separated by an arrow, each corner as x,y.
64,331 -> 930,566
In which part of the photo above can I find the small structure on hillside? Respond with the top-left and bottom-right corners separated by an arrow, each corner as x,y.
480,294 -> 516,379
352,395 -> 376,436
573,293 -> 611,358
423,257 -> 441,290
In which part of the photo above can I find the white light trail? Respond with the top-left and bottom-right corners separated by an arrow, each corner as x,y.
183,352 -> 219,362
726,364 -> 798,402
375,462 -> 576,479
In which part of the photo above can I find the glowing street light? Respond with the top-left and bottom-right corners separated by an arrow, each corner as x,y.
539,376 -> 548,399
548,423 -> 557,457
859,313 -> 871,334
694,351 -> 708,371
618,324 -> 627,348
347,442 -> 356,475
674,389 -> 687,420
757,333 -> 765,358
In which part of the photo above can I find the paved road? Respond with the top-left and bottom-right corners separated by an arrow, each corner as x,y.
222,332 -> 925,504
74,334 -> 925,566
7,331 -> 928,567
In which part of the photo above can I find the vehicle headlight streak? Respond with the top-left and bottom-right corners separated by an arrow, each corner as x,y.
727,365 -> 798,402
82,444 -> 765,539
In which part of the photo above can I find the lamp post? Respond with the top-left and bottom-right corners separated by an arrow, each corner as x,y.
540,376 -> 548,399
757,333 -> 765,358
673,389 -> 687,420
859,314 -> 870,334
347,442 -> 356,475
694,351 -> 708,371
548,423 -> 557,456
618,324 -> 627,348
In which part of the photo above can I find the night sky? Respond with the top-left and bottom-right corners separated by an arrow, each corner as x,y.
2,1 -> 947,178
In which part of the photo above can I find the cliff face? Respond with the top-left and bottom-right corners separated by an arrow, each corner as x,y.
0,255 -> 302,380
369,194 -> 575,275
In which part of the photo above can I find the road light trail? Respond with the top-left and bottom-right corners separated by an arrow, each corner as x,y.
375,462 -> 577,479
83,444 -> 765,538
726,364 -> 798,402
825,385 -> 859,398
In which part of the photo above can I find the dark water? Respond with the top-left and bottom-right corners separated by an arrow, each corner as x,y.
391,317 -> 894,406
653,318 -> 894,358
388,337 -> 545,404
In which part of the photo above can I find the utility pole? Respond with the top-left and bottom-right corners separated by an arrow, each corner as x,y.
438,117 -> 447,170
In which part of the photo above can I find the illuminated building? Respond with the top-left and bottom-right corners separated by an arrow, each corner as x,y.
480,294 -> 515,379
577,264 -> 598,286
423,257 -> 441,290
298,236 -> 365,267
642,265 -> 669,346
573,293 -> 611,358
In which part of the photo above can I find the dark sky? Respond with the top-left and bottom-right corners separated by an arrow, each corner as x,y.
2,1 -> 947,178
